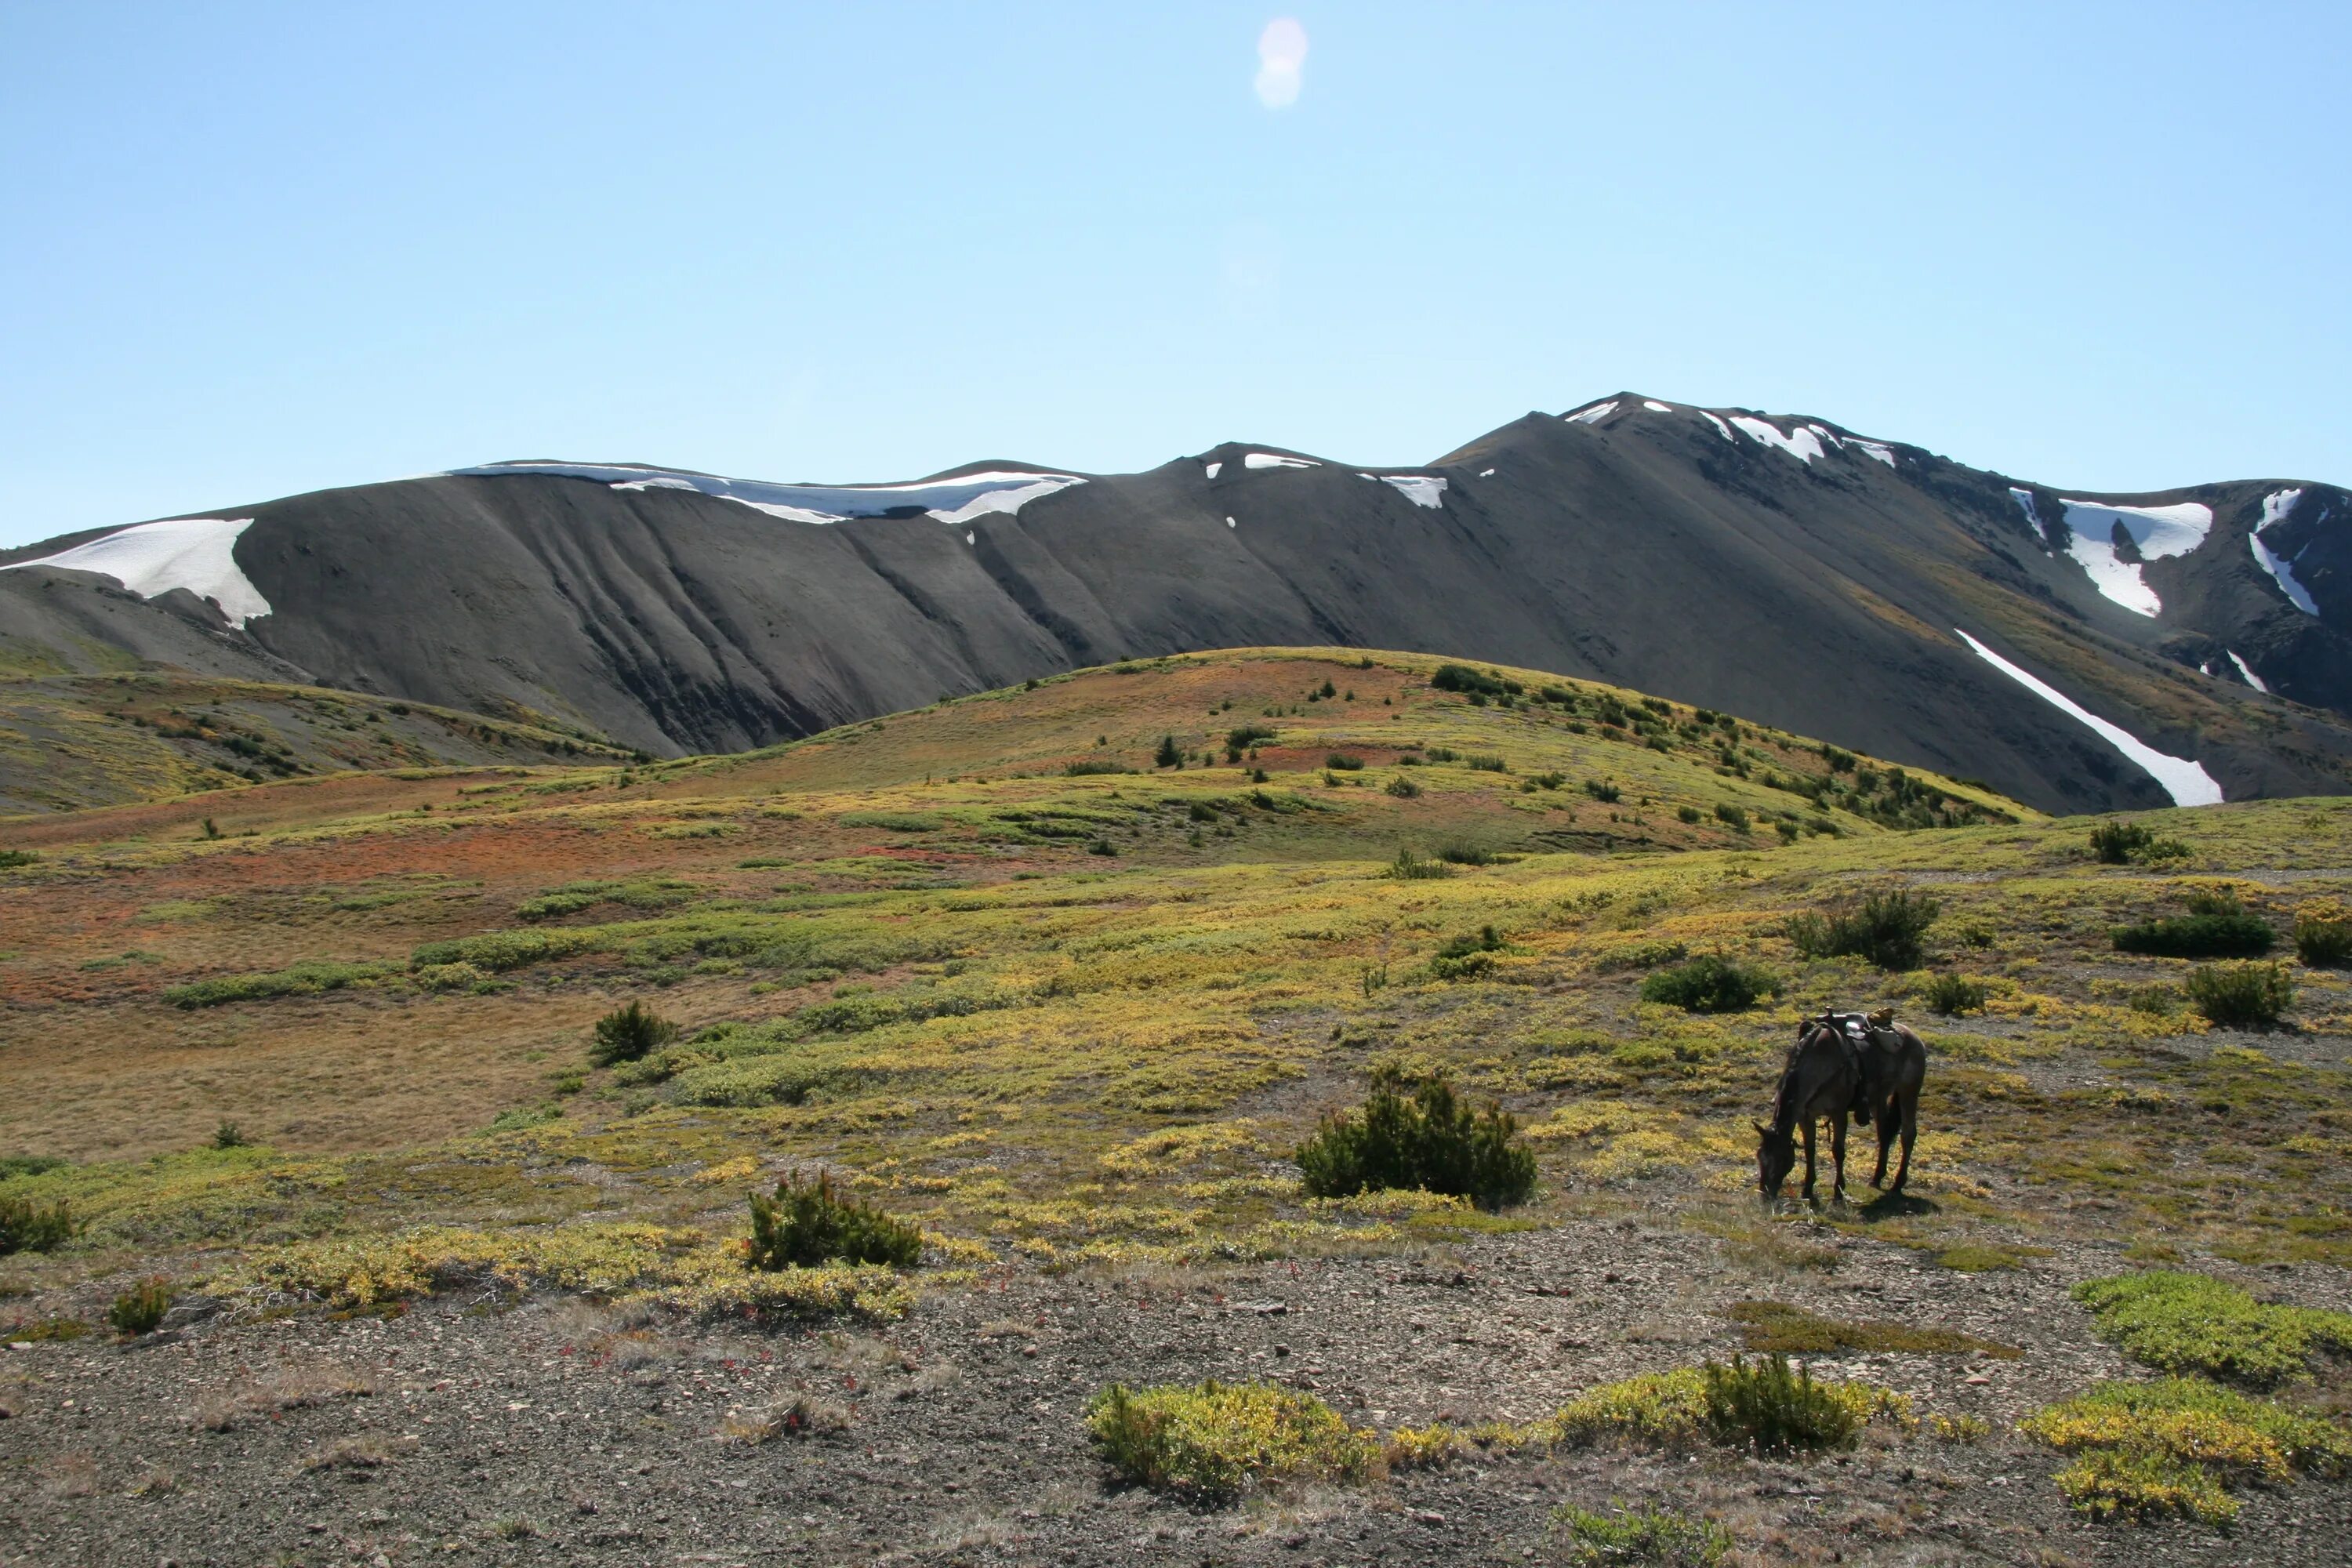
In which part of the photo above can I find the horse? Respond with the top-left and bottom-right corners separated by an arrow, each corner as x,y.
1755,1014 -> 1927,1203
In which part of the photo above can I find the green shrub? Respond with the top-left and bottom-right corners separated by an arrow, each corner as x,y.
1700,1356 -> 1866,1453
1675,804 -> 1701,824
1788,887 -> 1941,970
212,1121 -> 247,1149
2087,820 -> 2187,865
1225,724 -> 1276,750
1086,1380 -> 1379,1499
2292,897 -> 2352,966
2024,1377 -> 2352,1524
2184,961 -> 2293,1028
747,1171 -> 922,1270
1550,1502 -> 1731,1568
2113,891 -> 2274,957
1294,1069 -> 1536,1210
1921,972 -> 1987,1015
1584,779 -> 1621,803
1639,955 -> 1778,1013
1323,753 -> 1363,771
1429,664 -> 1519,698
2072,1272 -> 2352,1388
1383,775 -> 1421,798
1436,842 -> 1494,866
1429,924 -> 1506,979
0,849 -> 37,869
1712,804 -> 1749,833
1385,848 -> 1454,880
1154,735 -> 1181,768
162,960 -> 396,1009
107,1279 -> 172,1338
411,927 -> 600,972
589,1001 -> 680,1066
0,1196 -> 74,1256
1063,759 -> 1129,776
1595,939 -> 1688,973
1465,754 -> 1507,772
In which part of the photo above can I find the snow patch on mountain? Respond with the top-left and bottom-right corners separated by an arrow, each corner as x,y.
2227,650 -> 2270,693
2057,498 -> 2212,617
2,517 -> 272,627
1956,629 -> 2222,806
1729,417 -> 1826,464
2250,488 -> 2317,615
459,460 -> 1085,526
2008,488 -> 2052,548
1243,452 -> 1316,470
1565,401 -> 1617,425
1642,400 -> 1672,412
1849,439 -> 1896,467
1699,412 -> 1735,442
1203,462 -> 1222,480
1380,475 -> 1447,509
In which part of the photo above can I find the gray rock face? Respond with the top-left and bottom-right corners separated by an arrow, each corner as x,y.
8,396 -> 2352,814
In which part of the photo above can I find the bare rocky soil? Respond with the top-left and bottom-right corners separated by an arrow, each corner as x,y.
3,1218 -> 2347,1568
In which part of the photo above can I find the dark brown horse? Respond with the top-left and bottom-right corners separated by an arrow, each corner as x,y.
1755,1015 -> 1927,1203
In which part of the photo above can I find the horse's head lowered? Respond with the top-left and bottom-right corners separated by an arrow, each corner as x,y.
1754,1119 -> 1797,1200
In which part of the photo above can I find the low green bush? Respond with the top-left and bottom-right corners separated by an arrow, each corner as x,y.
1436,842 -> 1494,866
162,960 -> 396,1009
0,849 -> 37,869
1430,664 -> 1519,698
1383,775 -> 1421,798
1921,972 -> 1987,1015
1712,804 -> 1749,833
1384,848 -> 1454,880
2292,897 -> 2352,966
2072,1271 -> 2352,1388
1584,779 -> 1621,803
2024,1376 -> 2351,1525
1086,1380 -> 1379,1499
1788,887 -> 1941,970
107,1279 -> 172,1337
747,1171 -> 922,1270
2113,891 -> 2274,957
1639,955 -> 1778,1013
1062,759 -> 1129,776
1323,753 -> 1363,771
1295,1069 -> 1536,1210
1701,1355 -> 1866,1453
2184,961 -> 2293,1027
1551,1502 -> 1731,1567
589,1001 -> 680,1066
1465,754 -> 1508,772
1675,804 -> 1701,823
2089,820 -> 2189,865
0,1195 -> 74,1256
1429,925 -> 1506,980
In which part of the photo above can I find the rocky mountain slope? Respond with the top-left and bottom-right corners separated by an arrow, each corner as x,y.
7,396 -> 2350,815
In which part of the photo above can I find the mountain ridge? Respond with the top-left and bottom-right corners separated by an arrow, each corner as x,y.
5,394 -> 2350,816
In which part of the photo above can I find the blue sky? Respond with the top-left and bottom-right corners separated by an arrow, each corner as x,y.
3,3 -> 2347,546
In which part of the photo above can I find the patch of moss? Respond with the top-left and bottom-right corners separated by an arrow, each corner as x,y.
1724,1299 -> 2020,1359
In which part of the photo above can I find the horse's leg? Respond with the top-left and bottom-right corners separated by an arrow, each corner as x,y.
1871,1102 -> 1894,1189
1830,1112 -> 1848,1203
1799,1117 -> 1817,1202
1890,1088 -> 1918,1194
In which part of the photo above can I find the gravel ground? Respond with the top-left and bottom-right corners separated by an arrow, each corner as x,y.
3,1218 -> 2347,1567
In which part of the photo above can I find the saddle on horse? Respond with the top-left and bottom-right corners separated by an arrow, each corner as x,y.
1812,1007 -> 1899,1126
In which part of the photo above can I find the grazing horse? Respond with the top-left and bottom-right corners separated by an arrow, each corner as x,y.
1755,1019 -> 1861,1203
1755,1014 -> 1929,1203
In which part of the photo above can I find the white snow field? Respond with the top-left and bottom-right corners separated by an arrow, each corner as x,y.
1699,412 -> 1736,442
459,461 -> 1085,527
1955,629 -> 2223,807
2249,488 -> 2317,615
1242,452 -> 1316,470
2056,498 -> 2212,617
2,516 -> 271,627
1203,462 -> 1222,480
1729,416 -> 1827,464
1848,439 -> 1896,467
1380,475 -> 1447,509
1564,401 -> 1617,424
1642,400 -> 1673,412
2227,650 -> 2270,693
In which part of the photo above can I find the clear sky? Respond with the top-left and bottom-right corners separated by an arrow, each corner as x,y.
4,3 -> 2347,547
